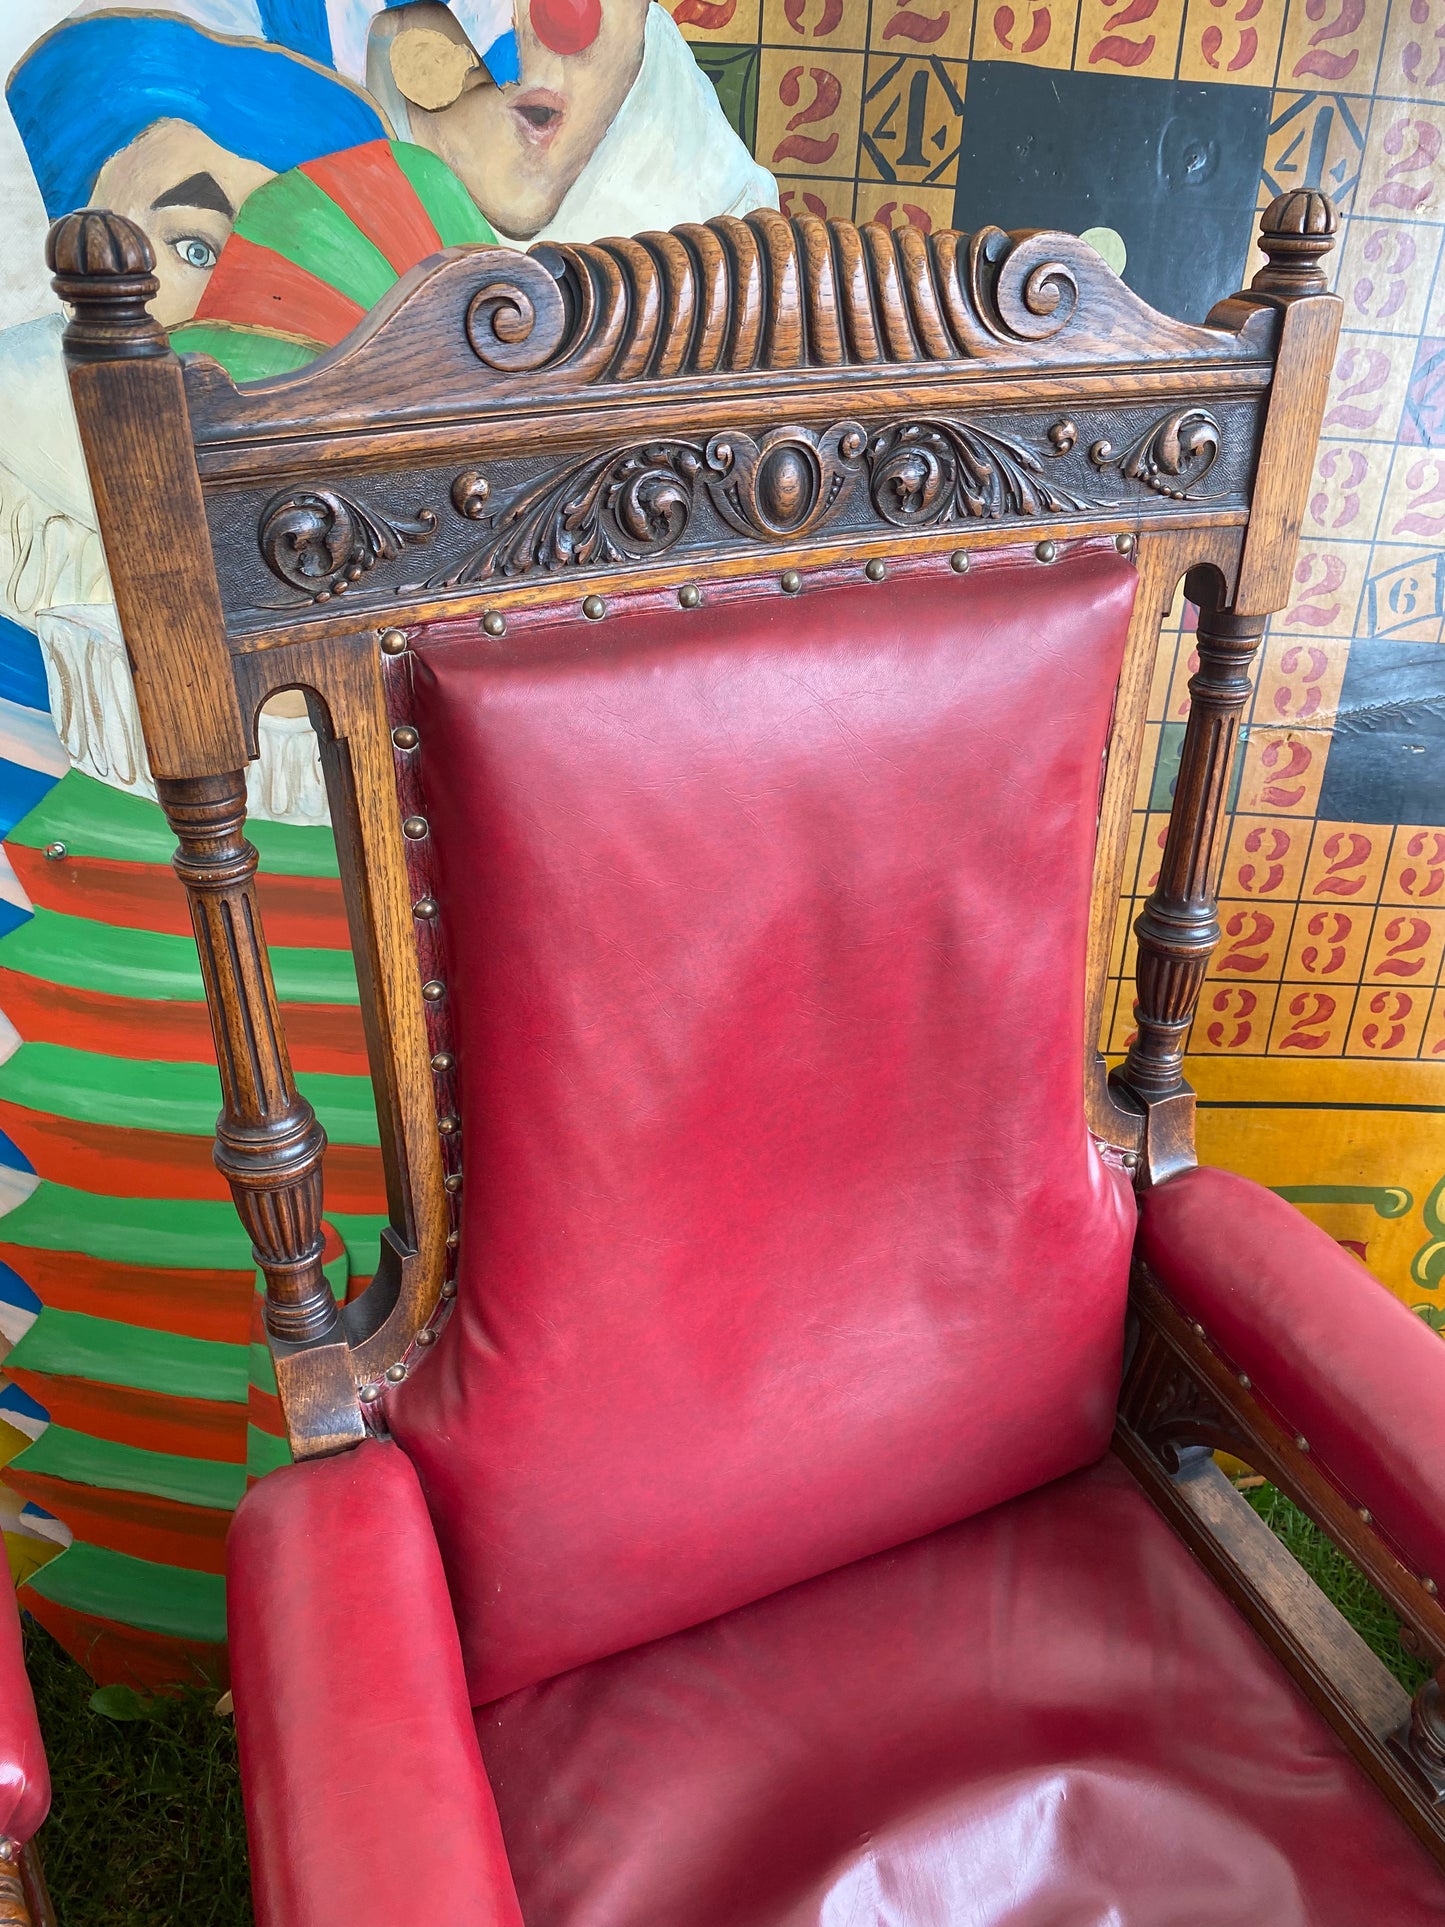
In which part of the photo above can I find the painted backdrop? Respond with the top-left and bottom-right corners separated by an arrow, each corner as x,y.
0,0 -> 1440,1684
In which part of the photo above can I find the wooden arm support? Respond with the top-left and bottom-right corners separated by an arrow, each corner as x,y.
1118,1264 -> 1445,1860
47,213 -> 363,1444
1116,592 -> 1265,1145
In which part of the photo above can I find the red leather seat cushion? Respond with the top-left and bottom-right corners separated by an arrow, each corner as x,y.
394,545 -> 1138,1701
477,1454 -> 1445,1927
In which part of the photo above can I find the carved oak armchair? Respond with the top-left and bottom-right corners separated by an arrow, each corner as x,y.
47,194 -> 1445,1925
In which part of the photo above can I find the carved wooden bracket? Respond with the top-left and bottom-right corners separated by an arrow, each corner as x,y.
1393,1678 -> 1445,1802
1119,1312 -> 1255,1468
157,772 -> 335,1345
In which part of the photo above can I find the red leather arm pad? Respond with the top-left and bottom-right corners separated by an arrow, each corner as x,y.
0,1579 -> 48,1844
1139,1165 -> 1445,1590
227,1439 -> 522,1927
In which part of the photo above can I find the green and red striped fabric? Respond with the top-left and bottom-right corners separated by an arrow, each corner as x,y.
0,770 -> 385,1685
173,139 -> 498,382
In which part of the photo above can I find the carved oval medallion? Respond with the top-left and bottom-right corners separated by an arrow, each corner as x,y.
756,443 -> 819,532
703,422 -> 866,543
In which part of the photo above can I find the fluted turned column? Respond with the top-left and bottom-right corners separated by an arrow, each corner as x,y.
1119,590 -> 1266,1107
161,773 -> 336,1344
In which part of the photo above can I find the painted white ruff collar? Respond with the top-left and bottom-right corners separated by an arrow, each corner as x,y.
492,5 -> 777,247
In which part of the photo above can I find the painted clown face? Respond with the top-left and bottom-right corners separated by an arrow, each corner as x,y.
91,121 -> 273,328
7,9 -> 387,327
382,0 -> 651,240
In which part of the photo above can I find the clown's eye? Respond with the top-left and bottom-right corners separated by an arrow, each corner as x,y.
174,236 -> 219,271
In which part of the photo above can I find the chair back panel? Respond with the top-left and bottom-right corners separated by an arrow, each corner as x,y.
389,540 -> 1139,1701
42,198 -> 1342,1499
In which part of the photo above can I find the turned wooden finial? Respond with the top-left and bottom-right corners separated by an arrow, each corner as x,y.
1251,190 -> 1338,299
46,209 -> 167,362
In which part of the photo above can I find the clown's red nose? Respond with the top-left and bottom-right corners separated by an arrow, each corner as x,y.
529,0 -> 602,53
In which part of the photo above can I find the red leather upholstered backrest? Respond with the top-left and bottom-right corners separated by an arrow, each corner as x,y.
390,541 -> 1140,1703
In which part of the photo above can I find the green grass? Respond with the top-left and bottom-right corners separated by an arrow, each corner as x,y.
17,1486 -> 1426,1919
23,1620 -> 251,1927
1242,1481 -> 1432,1693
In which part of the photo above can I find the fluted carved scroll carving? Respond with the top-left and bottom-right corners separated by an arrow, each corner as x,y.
464,258 -> 569,370
448,209 -> 1239,386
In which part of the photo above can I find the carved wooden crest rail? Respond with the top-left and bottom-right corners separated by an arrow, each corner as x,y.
149,201 -> 1335,637
254,403 -> 1240,606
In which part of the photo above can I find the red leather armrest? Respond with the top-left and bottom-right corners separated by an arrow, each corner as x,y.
228,1438 -> 521,1927
1139,1165 -> 1445,1589
0,1578 -> 47,1845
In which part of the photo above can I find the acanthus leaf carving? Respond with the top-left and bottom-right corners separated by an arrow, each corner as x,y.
255,407 -> 1236,604
1088,407 -> 1223,500
259,488 -> 438,603
427,441 -> 704,586
866,419 -> 1088,526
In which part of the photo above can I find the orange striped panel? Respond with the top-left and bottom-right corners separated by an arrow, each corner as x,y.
4,1371 -> 245,1461
301,140 -> 444,275
0,970 -> 368,1075
195,234 -> 365,349
11,844 -> 352,948
20,1591 -> 227,1692
6,1471 -> 230,1575
0,1106 -> 387,1212
0,1245 -> 254,1346
248,1381 -> 286,1441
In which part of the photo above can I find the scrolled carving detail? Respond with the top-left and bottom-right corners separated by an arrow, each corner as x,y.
866,419 -> 1087,526
991,231 -> 1080,341
704,422 -> 867,541
463,255 -> 569,371
452,470 -> 491,517
259,488 -> 438,602
428,441 -> 704,585
1089,408 -> 1223,500
479,209 -> 1254,387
